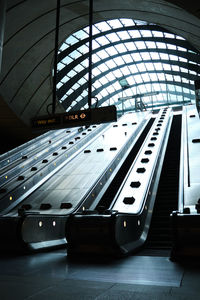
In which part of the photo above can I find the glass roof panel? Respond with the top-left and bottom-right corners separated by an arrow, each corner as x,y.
57,18 -> 200,112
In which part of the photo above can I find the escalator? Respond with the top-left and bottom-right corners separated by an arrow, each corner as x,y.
0,111 -> 150,252
145,114 -> 182,250
66,108 -> 173,256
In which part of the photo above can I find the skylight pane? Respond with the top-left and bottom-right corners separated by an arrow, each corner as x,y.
167,44 -> 177,50
92,40 -> 100,49
78,44 -> 88,54
150,52 -> 160,60
105,59 -> 116,69
70,50 -> 82,60
92,54 -> 101,63
73,30 -> 88,40
120,66 -> 130,75
113,69 -> 123,78
57,62 -> 65,71
96,36 -> 110,46
154,63 -> 162,70
134,74 -> 143,83
106,33 -> 120,42
163,64 -> 171,71
61,56 -> 73,65
98,63 -> 109,72
108,19 -> 123,29
169,54 -> 178,61
124,42 -> 137,51
145,62 -> 155,71
114,57 -> 124,66
140,30 -> 152,37
122,54 -> 133,63
140,52 -> 151,60
106,46 -> 118,56
131,53 -> 141,62
137,62 -> 146,72
98,49 -> 109,59
160,53 -> 169,60
115,44 -> 127,53
156,42 -> 166,49
152,31 -> 163,37
59,43 -> 68,51
74,64 -> 84,73
95,21 -> 111,31
146,41 -> 156,49
135,41 -> 146,49
120,18 -> 135,26
66,35 -> 79,46
164,33 -> 175,39
92,67 -> 101,76
117,31 -> 130,40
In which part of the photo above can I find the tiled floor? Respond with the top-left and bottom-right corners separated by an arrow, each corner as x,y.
0,248 -> 200,299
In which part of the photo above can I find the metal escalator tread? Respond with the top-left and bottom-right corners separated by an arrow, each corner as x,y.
145,115 -> 182,250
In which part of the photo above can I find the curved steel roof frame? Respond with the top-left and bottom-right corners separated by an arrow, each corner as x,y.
56,18 -> 200,112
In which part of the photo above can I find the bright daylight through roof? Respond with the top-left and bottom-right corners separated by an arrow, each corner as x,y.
55,18 -> 200,113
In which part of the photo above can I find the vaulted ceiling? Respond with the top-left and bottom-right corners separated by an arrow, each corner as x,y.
0,0 -> 200,134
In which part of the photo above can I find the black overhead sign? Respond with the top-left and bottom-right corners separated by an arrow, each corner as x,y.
31,105 -> 117,130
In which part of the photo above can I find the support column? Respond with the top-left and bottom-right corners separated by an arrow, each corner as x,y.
0,0 -> 6,74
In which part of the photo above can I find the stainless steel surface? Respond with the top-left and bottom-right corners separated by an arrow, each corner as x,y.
9,112 -> 149,216
112,108 -> 172,214
182,105 -> 200,210
1,124 -> 107,215
0,129 -> 77,185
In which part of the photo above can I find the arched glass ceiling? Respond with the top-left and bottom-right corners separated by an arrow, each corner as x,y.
56,18 -> 200,112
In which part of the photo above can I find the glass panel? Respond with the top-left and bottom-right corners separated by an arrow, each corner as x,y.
137,62 -> 146,72
105,60 -> 116,69
135,41 -> 146,49
57,62 -> 65,71
115,44 -> 127,53
160,53 -> 169,60
70,50 -> 82,60
120,18 -> 135,26
144,62 -> 155,70
140,52 -> 151,60
131,53 -> 141,61
95,21 -> 111,31
146,41 -> 157,48
106,46 -> 118,55
61,57 -> 73,65
92,40 -> 100,49
114,57 -> 125,66
97,49 -> 109,59
74,30 -> 88,40
156,42 -> 166,49
108,19 -> 123,29
152,31 -> 164,37
59,43 -> 68,51
140,30 -> 152,37
149,52 -> 160,60
120,66 -> 130,75
122,54 -> 133,63
74,64 -> 84,73
78,44 -> 88,54
106,32 -> 120,42
117,31 -> 130,40
65,35 -> 79,46
98,63 -> 109,72
124,42 -> 137,51
96,36 -> 110,46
